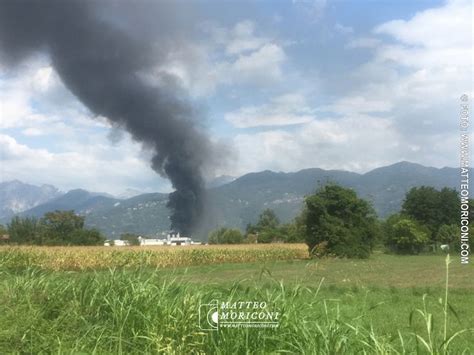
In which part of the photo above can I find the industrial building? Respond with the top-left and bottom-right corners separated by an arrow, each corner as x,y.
104,231 -> 197,246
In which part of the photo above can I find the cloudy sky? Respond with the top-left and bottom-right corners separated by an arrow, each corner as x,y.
0,0 -> 472,195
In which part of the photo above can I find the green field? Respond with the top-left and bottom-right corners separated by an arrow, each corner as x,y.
0,246 -> 472,354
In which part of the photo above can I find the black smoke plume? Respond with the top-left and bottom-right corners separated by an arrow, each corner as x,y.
0,0 -> 215,235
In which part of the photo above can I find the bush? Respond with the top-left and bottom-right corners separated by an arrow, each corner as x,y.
385,217 -> 429,254
436,224 -> 458,244
436,224 -> 459,250
246,210 -> 305,243
302,184 -> 378,258
70,229 -> 105,246
208,228 -> 244,244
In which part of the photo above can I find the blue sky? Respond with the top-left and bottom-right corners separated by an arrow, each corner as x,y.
0,0 -> 471,195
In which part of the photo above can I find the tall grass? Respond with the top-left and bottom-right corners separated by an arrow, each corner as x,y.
407,254 -> 472,354
0,254 -> 472,354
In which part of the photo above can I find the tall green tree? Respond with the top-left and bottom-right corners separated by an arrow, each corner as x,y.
256,209 -> 280,230
402,186 -> 459,239
40,210 -> 85,244
7,216 -> 40,244
245,209 -> 286,243
302,184 -> 378,258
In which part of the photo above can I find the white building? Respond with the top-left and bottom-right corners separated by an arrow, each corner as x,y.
104,239 -> 130,246
104,231 -> 195,246
138,237 -> 166,246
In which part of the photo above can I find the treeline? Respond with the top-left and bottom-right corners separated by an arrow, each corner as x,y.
208,209 -> 305,245
0,210 -> 104,246
384,186 -> 467,254
208,184 -> 469,258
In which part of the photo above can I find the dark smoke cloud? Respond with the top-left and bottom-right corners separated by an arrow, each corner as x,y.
0,0 -> 215,235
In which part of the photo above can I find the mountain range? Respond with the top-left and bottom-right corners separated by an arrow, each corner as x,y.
0,180 -> 62,220
0,162 -> 466,239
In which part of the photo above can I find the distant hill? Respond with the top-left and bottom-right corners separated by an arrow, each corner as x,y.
85,193 -> 169,237
21,189 -> 120,218
3,162 -> 467,239
0,180 -> 63,220
206,175 -> 236,188
200,162 -> 466,237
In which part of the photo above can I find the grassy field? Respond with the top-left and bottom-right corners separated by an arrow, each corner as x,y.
0,245 -> 472,354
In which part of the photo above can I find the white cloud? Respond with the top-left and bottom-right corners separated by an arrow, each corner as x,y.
225,20 -> 268,55
151,21 -> 288,96
229,113 -> 464,177
0,59 -> 169,194
0,133 -> 169,194
339,0 -> 471,137
373,0 -> 471,72
225,0 -> 472,175
21,127 -> 44,136
231,44 -> 286,86
231,115 -> 403,175
375,0 -> 471,49
225,93 -> 315,128
0,59 -> 109,134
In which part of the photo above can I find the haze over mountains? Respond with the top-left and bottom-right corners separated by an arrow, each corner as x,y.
0,180 -> 62,220
0,162 -> 466,239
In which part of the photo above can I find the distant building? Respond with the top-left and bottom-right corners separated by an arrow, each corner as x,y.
104,239 -> 130,246
138,237 -> 166,246
104,231 -> 197,246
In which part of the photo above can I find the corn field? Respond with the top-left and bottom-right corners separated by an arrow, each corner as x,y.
0,244 -> 308,271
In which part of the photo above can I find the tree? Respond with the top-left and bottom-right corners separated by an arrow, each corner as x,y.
256,227 -> 286,243
0,224 -> 8,244
40,210 -> 85,244
280,220 -> 305,243
402,186 -> 459,239
245,209 -> 286,243
436,224 -> 458,246
385,218 -> 429,254
245,223 -> 258,235
208,228 -> 244,244
7,216 -> 40,244
6,211 -> 103,246
302,184 -> 378,258
256,209 -> 280,230
41,210 -> 104,245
